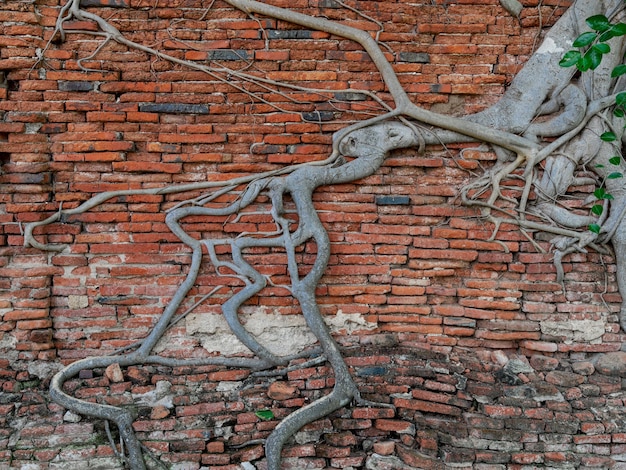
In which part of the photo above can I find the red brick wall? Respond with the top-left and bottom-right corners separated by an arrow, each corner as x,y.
3,0 -> 626,468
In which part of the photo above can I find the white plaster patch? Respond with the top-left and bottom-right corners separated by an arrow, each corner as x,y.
0,333 -> 18,363
536,37 -> 565,55
28,361 -> 62,380
540,319 -> 605,344
132,380 -> 174,408
68,295 -> 89,309
216,381 -> 243,392
186,308 -> 377,356
63,410 -> 82,423
0,332 -> 17,350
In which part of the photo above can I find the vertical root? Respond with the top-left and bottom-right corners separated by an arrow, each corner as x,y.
49,357 -> 147,469
265,386 -> 355,470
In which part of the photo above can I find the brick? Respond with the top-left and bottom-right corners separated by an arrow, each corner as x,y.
139,103 -> 209,114
375,419 -> 416,434
352,407 -> 395,419
375,195 -> 411,205
409,248 -> 479,261
58,81 -> 95,92
112,162 -> 182,173
521,340 -> 559,353
86,111 -> 126,122
398,52 -> 431,63
482,405 -> 522,418
3,309 -> 49,321
176,402 -> 226,417
300,110 -> 335,122
16,319 -> 52,330
158,133 -> 226,144
396,444 -> 444,469
207,49 -> 251,60
394,397 -> 461,416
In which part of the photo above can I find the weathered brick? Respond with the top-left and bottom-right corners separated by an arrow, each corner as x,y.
139,103 -> 209,114
208,49 -> 251,60
58,81 -> 95,92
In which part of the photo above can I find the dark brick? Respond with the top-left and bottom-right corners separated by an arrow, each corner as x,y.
375,195 -> 411,206
469,428 -> 522,442
323,431 -> 357,447
301,111 -> 335,122
398,52 -> 430,63
251,144 -> 283,155
443,317 -> 476,328
80,0 -> 129,7
334,91 -> 368,101
356,366 -> 388,377
58,81 -> 95,92
267,30 -> 314,39
504,418 -> 545,432
441,446 -> 475,465
475,450 -> 511,464
138,103 -> 209,114
207,50 -> 251,61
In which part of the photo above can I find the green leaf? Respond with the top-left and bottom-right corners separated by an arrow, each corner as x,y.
617,92 -> 626,106
572,31 -> 597,47
587,15 -> 611,32
615,108 -> 625,118
610,156 -> 622,165
255,409 -> 274,421
559,50 -> 581,68
593,42 -> 610,54
577,53 -> 592,71
608,172 -> 623,179
586,47 -> 604,69
599,31 -> 615,42
611,64 -> 626,77
595,185 -> 617,202
613,22 -> 626,35
601,23 -> 626,41
591,204 -> 604,215
589,224 -> 602,234
601,131 -> 617,141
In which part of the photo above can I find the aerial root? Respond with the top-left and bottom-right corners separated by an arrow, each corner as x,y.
264,386 -> 357,470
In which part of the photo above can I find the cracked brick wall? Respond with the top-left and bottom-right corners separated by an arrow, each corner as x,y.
3,0 -> 626,468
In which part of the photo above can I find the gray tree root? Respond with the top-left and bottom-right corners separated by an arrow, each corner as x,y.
499,0 -> 523,18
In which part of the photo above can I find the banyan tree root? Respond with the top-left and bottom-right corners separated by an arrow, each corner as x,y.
45,122 -> 418,469
499,0 -> 523,18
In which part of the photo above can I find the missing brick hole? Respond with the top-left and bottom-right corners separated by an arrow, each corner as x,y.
0,153 -> 10,165
6,80 -> 18,92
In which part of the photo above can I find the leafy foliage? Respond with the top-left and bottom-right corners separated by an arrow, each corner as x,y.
559,15 -> 626,71
560,14 -> 626,228
255,409 -> 275,420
